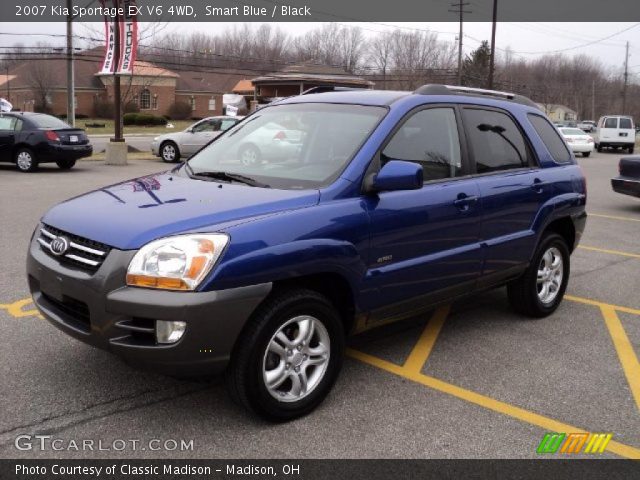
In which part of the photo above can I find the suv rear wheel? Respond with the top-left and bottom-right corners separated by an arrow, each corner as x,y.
226,288 -> 344,421
507,233 -> 570,318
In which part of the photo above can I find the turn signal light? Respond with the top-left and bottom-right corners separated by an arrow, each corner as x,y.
125,274 -> 189,290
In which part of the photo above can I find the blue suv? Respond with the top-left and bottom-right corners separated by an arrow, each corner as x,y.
27,85 -> 587,420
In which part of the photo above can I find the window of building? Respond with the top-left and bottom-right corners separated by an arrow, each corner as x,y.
152,94 -> 158,110
528,113 -> 571,164
190,96 -> 196,111
463,108 -> 529,174
139,89 -> 151,110
208,97 -> 216,111
382,107 -> 462,181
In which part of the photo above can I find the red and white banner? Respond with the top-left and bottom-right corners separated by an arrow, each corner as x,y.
100,0 -> 138,75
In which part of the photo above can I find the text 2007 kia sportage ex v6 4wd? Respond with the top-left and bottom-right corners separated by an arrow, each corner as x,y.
27,85 -> 587,421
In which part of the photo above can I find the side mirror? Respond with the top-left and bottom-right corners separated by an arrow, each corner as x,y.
186,127 -> 194,133
367,160 -> 423,193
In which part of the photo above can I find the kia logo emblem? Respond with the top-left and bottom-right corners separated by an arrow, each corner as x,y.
49,236 -> 69,256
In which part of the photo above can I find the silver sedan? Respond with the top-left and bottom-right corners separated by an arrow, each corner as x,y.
151,116 -> 242,163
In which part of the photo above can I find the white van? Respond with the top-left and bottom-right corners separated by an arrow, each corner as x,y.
595,116 -> 635,153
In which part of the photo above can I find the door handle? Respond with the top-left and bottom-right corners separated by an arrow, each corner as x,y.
453,194 -> 479,211
530,178 -> 548,193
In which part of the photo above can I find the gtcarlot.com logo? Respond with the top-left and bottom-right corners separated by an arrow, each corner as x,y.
15,435 -> 194,452
537,432 -> 612,454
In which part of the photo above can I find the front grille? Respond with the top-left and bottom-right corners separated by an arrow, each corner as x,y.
112,318 -> 157,346
41,292 -> 91,332
37,224 -> 111,273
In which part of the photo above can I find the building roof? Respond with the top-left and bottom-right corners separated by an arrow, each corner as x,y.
252,62 -> 373,88
0,74 -> 17,87
232,79 -> 255,93
176,70 -> 247,94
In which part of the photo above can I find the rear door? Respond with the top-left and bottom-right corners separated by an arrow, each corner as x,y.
364,105 -> 483,315
461,107 -> 555,284
618,117 -> 635,143
181,119 -> 219,155
0,115 -> 17,162
599,117 -> 620,143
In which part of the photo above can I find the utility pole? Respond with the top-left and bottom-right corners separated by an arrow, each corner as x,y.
591,80 -> 595,120
5,65 -> 10,101
66,0 -> 75,126
449,2 -> 471,86
622,41 -> 630,113
113,10 -> 123,142
488,0 -> 498,89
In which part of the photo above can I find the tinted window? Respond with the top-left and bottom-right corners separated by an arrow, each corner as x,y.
529,114 -> 571,164
382,108 -> 462,181
620,118 -> 633,129
28,114 -> 72,129
464,109 -> 529,173
604,118 -> 618,128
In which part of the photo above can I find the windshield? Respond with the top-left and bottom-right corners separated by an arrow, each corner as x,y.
561,128 -> 586,136
29,114 -> 73,129
186,103 -> 387,189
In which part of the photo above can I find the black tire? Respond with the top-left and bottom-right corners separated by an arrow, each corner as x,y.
596,144 -> 603,153
629,146 -> 635,154
507,233 -> 570,318
226,288 -> 345,422
15,147 -> 38,172
160,141 -> 180,163
239,144 -> 261,166
55,158 -> 76,170
582,152 -> 591,158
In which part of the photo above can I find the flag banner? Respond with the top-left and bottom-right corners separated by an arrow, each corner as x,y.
99,0 -> 118,74
117,0 -> 138,74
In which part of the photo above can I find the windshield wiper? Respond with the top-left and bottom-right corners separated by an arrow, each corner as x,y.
190,170 -> 270,188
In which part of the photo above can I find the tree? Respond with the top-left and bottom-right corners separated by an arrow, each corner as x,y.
463,40 -> 491,87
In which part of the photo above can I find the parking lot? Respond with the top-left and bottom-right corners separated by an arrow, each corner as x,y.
0,150 -> 638,459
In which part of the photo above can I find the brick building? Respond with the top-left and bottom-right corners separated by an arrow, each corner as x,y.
0,49 -> 244,119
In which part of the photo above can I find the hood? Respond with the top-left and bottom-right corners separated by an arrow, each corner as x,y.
42,171 -> 319,250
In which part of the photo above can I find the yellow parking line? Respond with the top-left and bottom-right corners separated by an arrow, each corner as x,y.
347,348 -> 640,459
565,295 -> 640,316
589,213 -> 640,223
578,245 -> 640,259
403,305 -> 450,373
600,306 -> 640,411
0,297 -> 42,319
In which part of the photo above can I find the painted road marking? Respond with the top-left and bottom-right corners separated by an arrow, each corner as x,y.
348,348 -> 640,459
0,297 -> 42,319
600,305 -> 640,411
403,305 -> 450,374
588,213 -> 640,223
578,245 -> 640,259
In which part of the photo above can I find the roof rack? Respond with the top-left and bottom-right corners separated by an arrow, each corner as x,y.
301,86 -> 367,95
414,84 -> 540,109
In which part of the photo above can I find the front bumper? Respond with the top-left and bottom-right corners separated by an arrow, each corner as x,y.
27,234 -> 271,376
611,176 -> 640,198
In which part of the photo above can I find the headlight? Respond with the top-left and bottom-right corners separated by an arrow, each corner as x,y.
126,234 -> 229,291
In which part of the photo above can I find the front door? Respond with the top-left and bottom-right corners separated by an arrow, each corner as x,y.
362,106 -> 483,318
182,119 -> 220,155
0,115 -> 17,161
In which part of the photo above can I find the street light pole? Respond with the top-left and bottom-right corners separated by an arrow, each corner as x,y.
488,0 -> 498,89
66,0 -> 75,126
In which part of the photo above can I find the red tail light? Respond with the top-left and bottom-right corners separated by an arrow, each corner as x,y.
45,130 -> 60,142
273,131 -> 287,141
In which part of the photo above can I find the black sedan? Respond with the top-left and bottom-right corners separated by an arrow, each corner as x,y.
0,112 -> 92,172
611,156 -> 640,198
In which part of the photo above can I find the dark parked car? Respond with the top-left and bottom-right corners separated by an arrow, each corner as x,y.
0,112 -> 92,172
612,157 -> 640,198
28,85 -> 586,421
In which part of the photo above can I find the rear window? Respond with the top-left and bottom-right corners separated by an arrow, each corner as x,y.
560,128 -> 586,136
28,114 -> 72,129
604,118 -> 618,129
528,114 -> 571,164
619,118 -> 633,129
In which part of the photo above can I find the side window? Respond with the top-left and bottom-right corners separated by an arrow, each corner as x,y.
220,119 -> 237,131
0,116 -> 15,130
463,108 -> 529,174
604,117 -> 618,129
382,107 -> 462,181
14,119 -> 23,131
528,113 -> 571,164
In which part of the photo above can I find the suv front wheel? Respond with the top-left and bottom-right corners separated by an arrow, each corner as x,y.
507,233 -> 570,318
226,288 -> 345,421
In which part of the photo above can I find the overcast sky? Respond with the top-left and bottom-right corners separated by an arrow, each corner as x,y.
0,21 -> 638,78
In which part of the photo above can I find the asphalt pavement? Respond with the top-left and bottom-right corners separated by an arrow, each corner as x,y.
0,151 -> 638,459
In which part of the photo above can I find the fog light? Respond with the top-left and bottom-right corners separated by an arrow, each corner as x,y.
156,320 -> 186,344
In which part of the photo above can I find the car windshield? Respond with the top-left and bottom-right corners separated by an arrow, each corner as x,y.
561,128 -> 586,136
185,103 -> 387,189
29,114 -> 72,129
